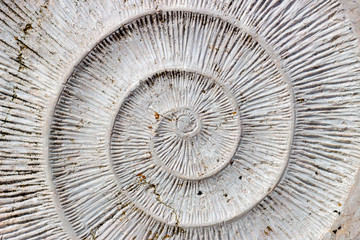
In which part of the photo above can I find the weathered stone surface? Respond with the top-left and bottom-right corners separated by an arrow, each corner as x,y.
1,1 -> 359,239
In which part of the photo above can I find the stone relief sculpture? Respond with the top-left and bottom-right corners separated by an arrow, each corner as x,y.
0,0 -> 359,239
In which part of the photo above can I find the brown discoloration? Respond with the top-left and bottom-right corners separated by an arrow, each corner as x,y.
297,98 -> 305,103
263,226 -> 273,236
331,35 -> 341,42
14,37 -> 35,71
23,23 -> 33,34
137,173 -> 146,182
14,37 -> 26,72
328,11 -> 337,20
154,112 -> 160,120
137,173 -> 182,231
90,228 -> 97,240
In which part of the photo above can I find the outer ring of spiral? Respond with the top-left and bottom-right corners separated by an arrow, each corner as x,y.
45,9 -> 296,234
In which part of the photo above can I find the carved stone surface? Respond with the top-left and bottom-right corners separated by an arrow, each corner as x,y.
1,1 -> 360,239
326,1 -> 360,239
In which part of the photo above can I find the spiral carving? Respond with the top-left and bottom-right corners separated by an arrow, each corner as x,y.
1,1 -> 360,240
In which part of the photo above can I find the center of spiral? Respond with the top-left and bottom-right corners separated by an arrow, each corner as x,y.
112,70 -> 241,181
177,115 -> 195,133
173,110 -> 200,137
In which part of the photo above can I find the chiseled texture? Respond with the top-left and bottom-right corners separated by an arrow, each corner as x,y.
1,0 -> 360,239
325,1 -> 360,239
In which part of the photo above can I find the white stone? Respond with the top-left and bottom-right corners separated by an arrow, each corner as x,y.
0,0 -> 359,239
